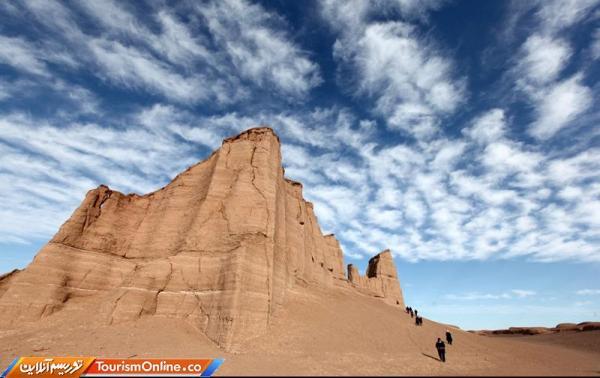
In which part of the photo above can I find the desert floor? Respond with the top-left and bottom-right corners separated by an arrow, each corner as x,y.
1,283 -> 598,376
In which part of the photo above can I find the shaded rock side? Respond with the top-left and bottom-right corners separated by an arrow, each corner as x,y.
347,250 -> 404,307
0,127 -> 357,351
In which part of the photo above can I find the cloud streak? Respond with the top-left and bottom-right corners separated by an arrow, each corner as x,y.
444,289 -> 536,301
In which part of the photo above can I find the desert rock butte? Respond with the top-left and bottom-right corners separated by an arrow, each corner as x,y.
0,127 -> 598,376
0,127 -> 402,350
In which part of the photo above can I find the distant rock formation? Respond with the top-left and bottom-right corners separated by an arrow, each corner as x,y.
471,322 -> 600,336
347,250 -> 404,306
0,127 -> 404,351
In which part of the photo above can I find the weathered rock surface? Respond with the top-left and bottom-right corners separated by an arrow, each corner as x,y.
347,250 -> 404,306
577,322 -> 600,331
0,269 -> 19,298
555,323 -> 579,332
0,127 -> 403,351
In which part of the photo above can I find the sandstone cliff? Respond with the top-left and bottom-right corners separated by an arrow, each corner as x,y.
0,127 -> 403,351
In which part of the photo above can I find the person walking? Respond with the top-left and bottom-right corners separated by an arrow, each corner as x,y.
415,309 -> 418,317
446,330 -> 453,345
435,338 -> 446,362
410,309 -> 414,318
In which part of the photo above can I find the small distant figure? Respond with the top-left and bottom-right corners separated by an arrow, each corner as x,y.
415,309 -> 418,317
417,316 -> 423,326
435,338 -> 446,362
446,330 -> 453,345
415,316 -> 419,326
410,309 -> 414,318
405,306 -> 409,313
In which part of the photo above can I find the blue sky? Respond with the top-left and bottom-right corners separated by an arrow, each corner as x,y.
0,0 -> 599,330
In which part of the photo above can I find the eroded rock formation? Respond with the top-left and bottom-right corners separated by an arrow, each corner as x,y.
347,250 -> 404,306
0,127 -> 403,351
471,322 -> 600,336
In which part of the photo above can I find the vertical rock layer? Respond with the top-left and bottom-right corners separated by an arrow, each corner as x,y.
0,127 -> 402,350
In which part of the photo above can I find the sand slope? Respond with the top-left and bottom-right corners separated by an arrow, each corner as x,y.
1,282 -> 598,376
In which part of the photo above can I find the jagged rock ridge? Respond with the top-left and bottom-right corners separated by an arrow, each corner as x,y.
347,250 -> 403,306
0,127 -> 404,351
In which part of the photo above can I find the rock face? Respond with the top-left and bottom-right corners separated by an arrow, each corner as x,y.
0,127 -> 403,351
347,250 -> 404,306
0,269 -> 19,298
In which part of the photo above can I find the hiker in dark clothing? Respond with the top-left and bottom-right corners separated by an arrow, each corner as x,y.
414,309 -> 418,317
415,316 -> 419,326
410,309 -> 414,318
446,330 -> 453,345
405,306 -> 409,313
435,338 -> 446,362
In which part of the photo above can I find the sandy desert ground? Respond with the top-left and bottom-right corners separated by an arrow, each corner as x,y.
1,281 -> 598,376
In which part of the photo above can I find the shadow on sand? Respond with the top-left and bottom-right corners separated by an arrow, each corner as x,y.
421,352 -> 441,362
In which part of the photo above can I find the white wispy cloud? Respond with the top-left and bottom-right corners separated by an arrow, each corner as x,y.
463,109 -> 507,144
194,0 -> 322,97
528,74 -> 593,140
576,289 -> 600,296
322,1 -> 465,139
89,39 -> 207,104
10,0 -> 319,105
445,290 -> 536,301
511,289 -> 537,298
445,292 -> 512,301
0,35 -> 49,76
534,0 -> 599,33
519,34 -> 571,85
509,2 -> 596,140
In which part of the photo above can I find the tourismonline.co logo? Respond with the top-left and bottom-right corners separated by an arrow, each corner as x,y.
1,357 -> 224,378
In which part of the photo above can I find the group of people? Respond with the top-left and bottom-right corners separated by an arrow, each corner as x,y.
404,305 -> 454,363
405,306 -> 423,326
435,330 -> 453,362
